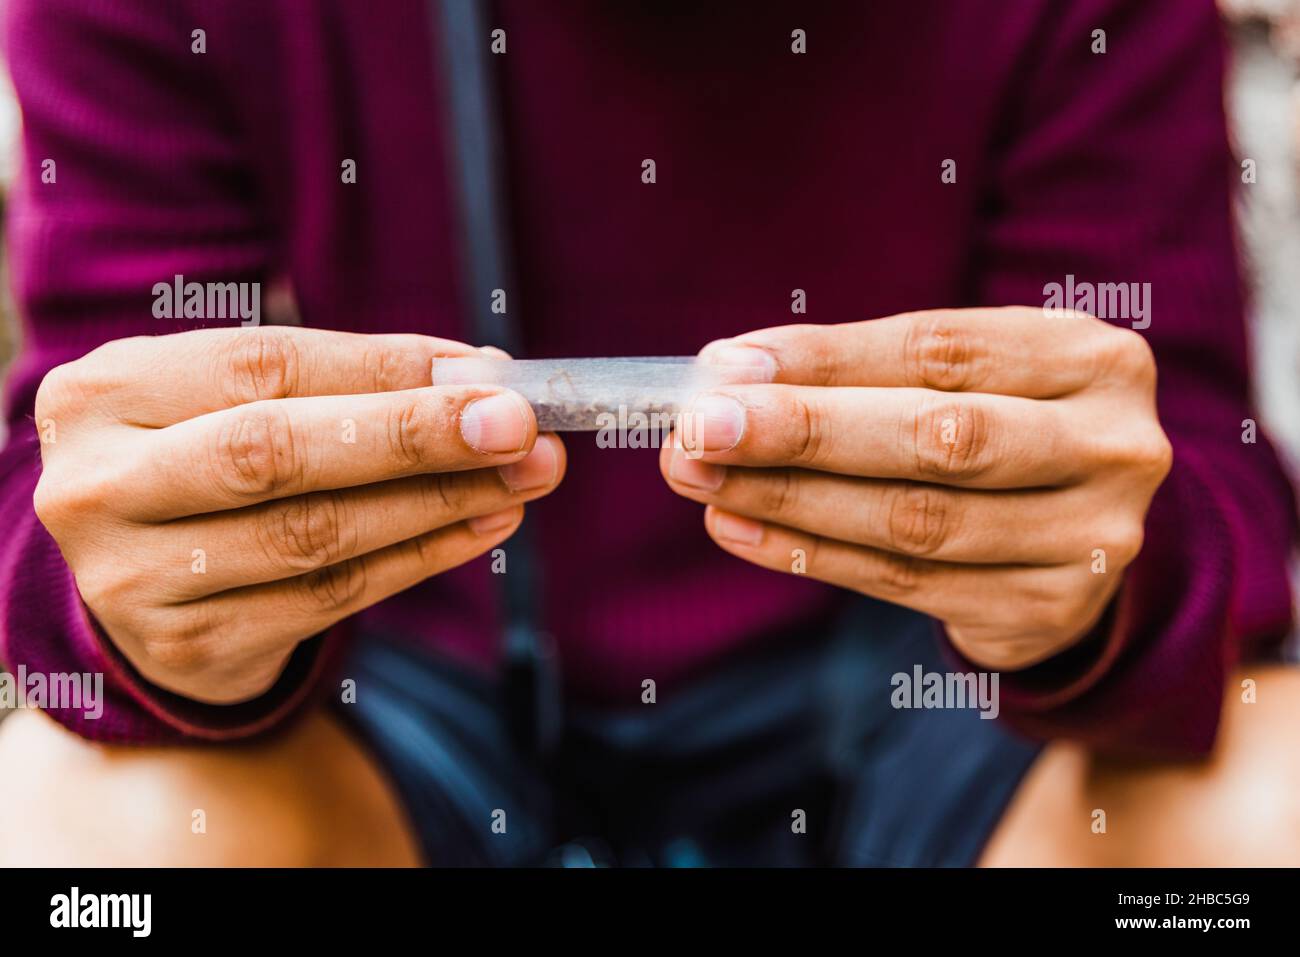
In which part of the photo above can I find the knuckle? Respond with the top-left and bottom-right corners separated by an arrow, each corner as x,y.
298,558 -> 367,614
1095,326 -> 1156,384
386,397 -> 434,470
885,484 -> 955,556
1018,576 -> 1090,638
31,475 -> 68,529
71,565 -> 119,614
210,405 -> 301,500
74,555 -> 163,624
904,314 -> 980,392
1103,518 -> 1146,566
789,394 -> 831,467
139,636 -> 208,676
136,606 -> 218,676
221,329 -> 301,406
1102,424 -> 1173,483
34,363 -> 81,421
1032,599 -> 1087,639
912,399 -> 992,482
37,335 -> 163,425
269,493 -> 354,572
418,471 -> 468,517
758,469 -> 800,518
361,341 -> 406,393
785,324 -> 835,384
32,470 -> 113,530
1133,428 -> 1174,482
408,529 -> 442,568
871,551 -> 924,595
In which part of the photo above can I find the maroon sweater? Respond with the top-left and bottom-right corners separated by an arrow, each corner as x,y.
1,0 -> 1294,753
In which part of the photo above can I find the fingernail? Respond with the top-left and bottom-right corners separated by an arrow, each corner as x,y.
461,393 -> 529,453
683,393 -> 746,452
469,507 -> 520,535
670,452 -> 725,491
711,511 -> 764,546
499,438 -> 558,492
702,342 -> 777,381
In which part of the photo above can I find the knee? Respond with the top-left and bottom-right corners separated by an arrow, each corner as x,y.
1090,665 -> 1300,866
984,665 -> 1300,866
0,709 -> 320,866
0,708 -> 417,866
1174,665 -> 1300,863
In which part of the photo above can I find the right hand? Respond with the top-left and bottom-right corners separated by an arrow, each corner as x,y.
32,326 -> 564,705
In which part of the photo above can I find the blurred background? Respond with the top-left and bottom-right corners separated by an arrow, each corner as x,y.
0,1 -> 1296,721
1223,0 -> 1300,471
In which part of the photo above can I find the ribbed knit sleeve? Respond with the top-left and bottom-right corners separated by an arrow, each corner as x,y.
0,0 -> 333,742
954,0 -> 1297,756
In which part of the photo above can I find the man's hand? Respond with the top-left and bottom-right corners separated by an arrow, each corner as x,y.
34,327 -> 564,704
661,307 -> 1172,671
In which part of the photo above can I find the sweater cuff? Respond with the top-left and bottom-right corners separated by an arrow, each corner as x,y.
3,511 -> 341,744
943,447 -> 1235,756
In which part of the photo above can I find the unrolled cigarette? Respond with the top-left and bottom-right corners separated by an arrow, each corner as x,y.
430,356 -> 772,431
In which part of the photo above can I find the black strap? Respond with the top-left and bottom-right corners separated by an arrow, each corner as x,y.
433,0 -> 559,760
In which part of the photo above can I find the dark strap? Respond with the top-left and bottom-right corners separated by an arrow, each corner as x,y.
432,0 -> 517,353
433,0 -> 559,760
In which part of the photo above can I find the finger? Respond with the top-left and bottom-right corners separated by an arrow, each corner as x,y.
187,506 -> 526,665
156,435 -> 564,597
71,327 -> 484,427
701,505 -> 1080,655
662,449 -> 1126,565
700,307 -> 1120,398
680,384 -> 1085,488
121,385 -> 538,520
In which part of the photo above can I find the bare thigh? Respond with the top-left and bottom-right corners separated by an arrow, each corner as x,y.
981,664 -> 1300,866
0,707 -> 421,866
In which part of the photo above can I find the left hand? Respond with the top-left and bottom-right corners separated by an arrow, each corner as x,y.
660,307 -> 1173,671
